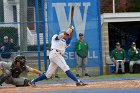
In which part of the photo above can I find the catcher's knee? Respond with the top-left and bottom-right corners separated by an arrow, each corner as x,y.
0,73 -> 10,85
16,79 -> 31,87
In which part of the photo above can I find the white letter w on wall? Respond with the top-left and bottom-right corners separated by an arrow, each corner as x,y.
52,2 -> 91,38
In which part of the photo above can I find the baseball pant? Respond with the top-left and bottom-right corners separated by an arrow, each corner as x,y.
46,50 -> 70,78
55,67 -> 59,76
76,55 -> 88,75
129,60 -> 140,73
5,76 -> 28,86
115,60 -> 125,73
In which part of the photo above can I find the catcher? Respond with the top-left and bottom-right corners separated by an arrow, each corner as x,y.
0,55 -> 42,87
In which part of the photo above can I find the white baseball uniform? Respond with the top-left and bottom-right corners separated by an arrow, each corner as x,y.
45,34 -> 70,78
31,26 -> 87,86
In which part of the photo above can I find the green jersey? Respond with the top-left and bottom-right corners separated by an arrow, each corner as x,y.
111,48 -> 126,60
75,40 -> 88,58
128,48 -> 140,61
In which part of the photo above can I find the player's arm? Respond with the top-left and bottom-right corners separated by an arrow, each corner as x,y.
27,66 -> 43,75
111,50 -> 117,64
66,31 -> 73,45
128,49 -> 135,58
57,25 -> 74,40
53,33 -> 66,40
122,49 -> 126,62
87,42 -> 89,50
66,25 -> 74,45
137,49 -> 140,56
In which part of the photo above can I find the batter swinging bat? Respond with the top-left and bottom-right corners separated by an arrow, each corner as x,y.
70,5 -> 74,25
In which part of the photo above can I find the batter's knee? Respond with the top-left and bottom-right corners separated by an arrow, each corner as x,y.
46,73 -> 53,79
62,66 -> 70,72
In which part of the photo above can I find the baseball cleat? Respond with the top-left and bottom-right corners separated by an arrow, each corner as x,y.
76,81 -> 87,86
76,74 -> 80,77
55,75 -> 60,78
29,80 -> 36,87
85,73 -> 91,77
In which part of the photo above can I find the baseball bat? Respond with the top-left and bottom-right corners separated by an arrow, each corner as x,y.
70,5 -> 74,25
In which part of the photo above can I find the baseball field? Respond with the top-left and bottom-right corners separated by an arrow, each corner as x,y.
1,73 -> 140,93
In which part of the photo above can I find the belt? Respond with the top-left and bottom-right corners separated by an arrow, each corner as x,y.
51,49 -> 62,55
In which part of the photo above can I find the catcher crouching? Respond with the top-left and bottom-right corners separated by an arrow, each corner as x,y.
0,55 -> 42,87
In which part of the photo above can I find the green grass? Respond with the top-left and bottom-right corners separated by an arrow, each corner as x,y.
27,66 -> 140,81
27,64 -> 140,80
1,63 -> 140,81
27,67 -> 76,80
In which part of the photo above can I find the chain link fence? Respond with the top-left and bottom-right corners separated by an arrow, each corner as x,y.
0,0 -> 49,71
1,0 -> 140,77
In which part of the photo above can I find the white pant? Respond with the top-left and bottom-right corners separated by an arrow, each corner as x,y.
115,60 -> 125,73
129,60 -> 140,72
45,50 -> 70,78
54,67 -> 59,76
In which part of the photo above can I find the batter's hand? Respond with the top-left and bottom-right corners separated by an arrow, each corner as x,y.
69,24 -> 74,30
66,25 -> 74,35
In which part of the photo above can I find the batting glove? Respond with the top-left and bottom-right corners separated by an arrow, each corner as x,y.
66,25 -> 74,34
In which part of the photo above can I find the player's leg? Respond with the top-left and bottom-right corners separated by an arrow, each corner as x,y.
0,73 -> 10,85
120,61 -> 125,73
83,57 -> 90,76
54,54 -> 76,81
76,55 -> 82,77
46,62 -> 58,78
54,54 -> 87,86
129,61 -> 135,73
115,61 -> 119,73
31,62 -> 58,84
0,70 -> 11,85
54,67 -> 60,78
11,77 -> 31,87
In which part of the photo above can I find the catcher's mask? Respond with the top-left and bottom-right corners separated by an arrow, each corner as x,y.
14,55 -> 26,67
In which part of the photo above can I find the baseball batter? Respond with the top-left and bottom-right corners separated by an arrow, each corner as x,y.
0,55 -> 42,87
31,25 -> 87,86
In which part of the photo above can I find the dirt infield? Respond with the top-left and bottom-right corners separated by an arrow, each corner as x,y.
0,80 -> 140,93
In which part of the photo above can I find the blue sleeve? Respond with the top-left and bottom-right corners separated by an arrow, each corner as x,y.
66,38 -> 71,45
55,36 -> 59,40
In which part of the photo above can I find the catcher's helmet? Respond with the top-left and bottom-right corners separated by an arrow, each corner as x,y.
14,55 -> 26,67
